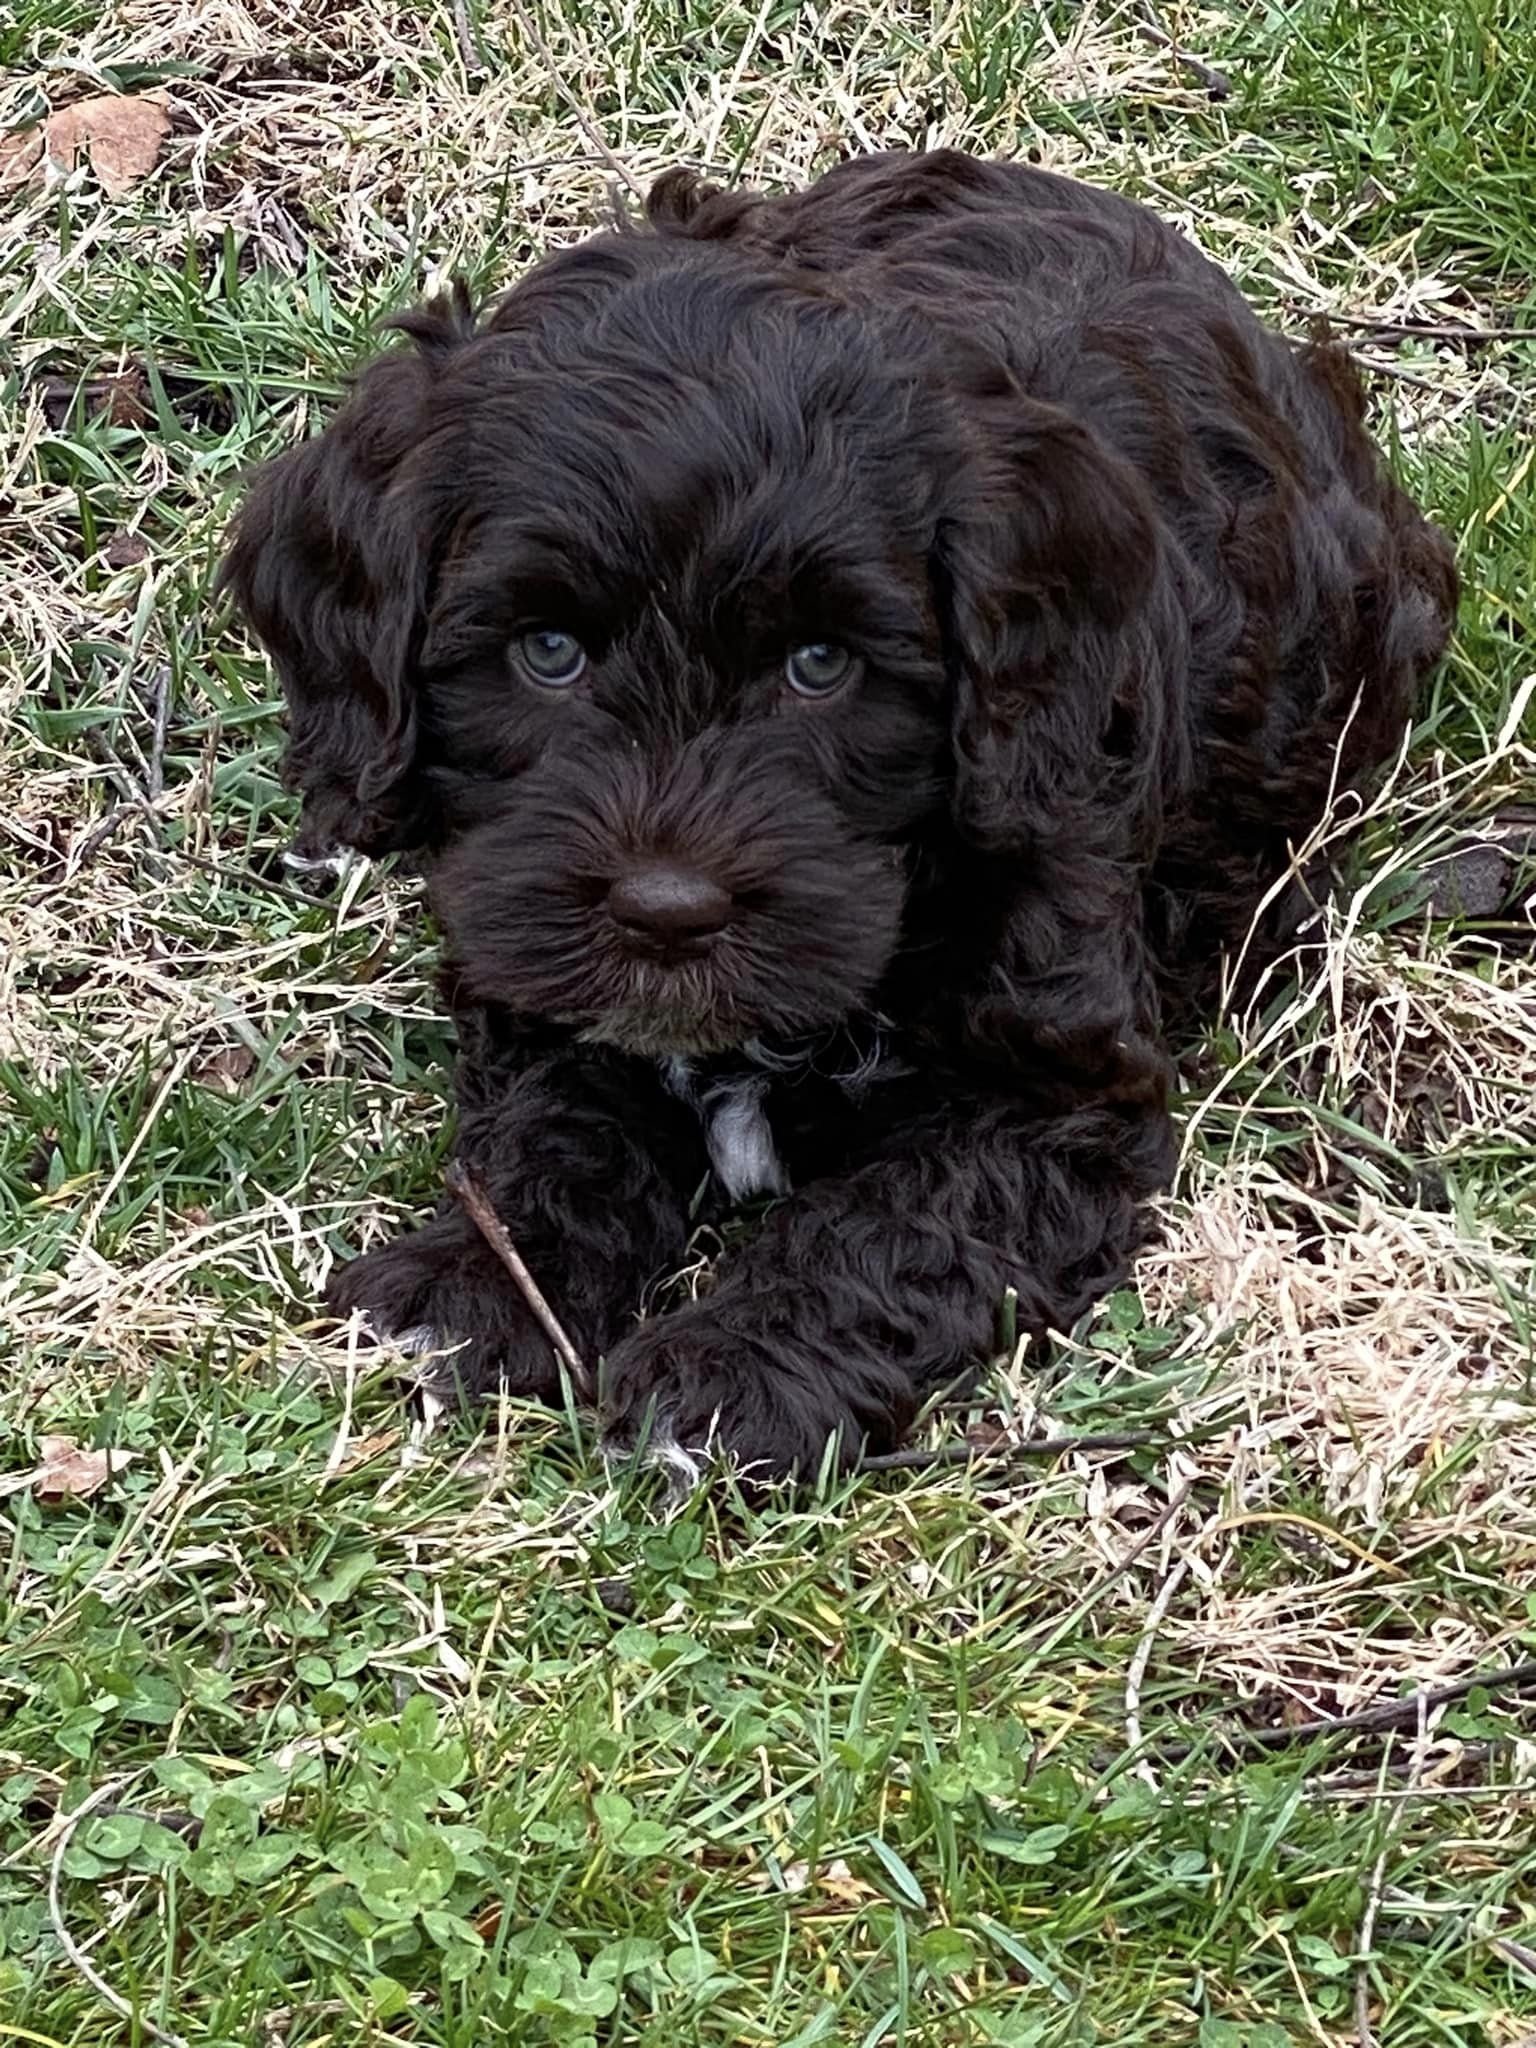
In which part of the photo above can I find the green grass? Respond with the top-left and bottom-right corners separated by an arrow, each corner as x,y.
3,1 -> 1536,2043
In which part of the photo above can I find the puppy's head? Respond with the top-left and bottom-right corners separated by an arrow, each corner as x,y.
224,214 -> 1161,1056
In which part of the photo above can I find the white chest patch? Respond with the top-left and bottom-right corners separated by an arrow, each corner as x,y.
704,1080 -> 790,1202
662,1060 -> 790,1202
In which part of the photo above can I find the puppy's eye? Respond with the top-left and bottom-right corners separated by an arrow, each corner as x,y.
785,642 -> 858,698
513,628 -> 587,688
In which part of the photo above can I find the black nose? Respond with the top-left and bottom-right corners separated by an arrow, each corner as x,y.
607,863 -> 732,942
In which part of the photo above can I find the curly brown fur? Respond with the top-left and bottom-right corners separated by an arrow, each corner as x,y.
222,149 -> 1457,1479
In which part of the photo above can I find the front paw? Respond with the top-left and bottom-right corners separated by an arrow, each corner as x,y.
326,1215 -> 565,1403
600,1303 -> 912,1482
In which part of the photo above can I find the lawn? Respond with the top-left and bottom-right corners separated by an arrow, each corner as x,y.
2,1 -> 1534,2043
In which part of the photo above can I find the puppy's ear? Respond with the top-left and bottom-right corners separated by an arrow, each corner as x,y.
221,296 -> 473,857
937,385 -> 1177,857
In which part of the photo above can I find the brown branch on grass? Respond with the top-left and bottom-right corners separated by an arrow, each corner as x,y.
1328,314 -> 1536,344
162,840 -> 338,911
446,1159 -> 595,1400
1060,1478 -> 1198,1623
1348,356 -> 1453,394
69,801 -> 136,869
504,0 -> 644,199
859,1428 -> 1162,1472
1153,1656 -> 1536,1765
1311,1741 -> 1501,1797
1136,3 -> 1233,98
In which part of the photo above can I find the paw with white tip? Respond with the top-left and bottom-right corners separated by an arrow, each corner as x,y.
327,1217 -> 565,1403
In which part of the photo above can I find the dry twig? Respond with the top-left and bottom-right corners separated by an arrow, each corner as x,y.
1491,1936 -> 1536,1983
1028,1478 -> 1200,1670
446,1159 -> 594,1400
1329,315 -> 1536,344
860,1427 -> 1162,1472
1136,2 -> 1232,97
1154,1657 -> 1536,1764
504,0 -> 644,198
1126,1552 -> 1195,1784
451,0 -> 486,74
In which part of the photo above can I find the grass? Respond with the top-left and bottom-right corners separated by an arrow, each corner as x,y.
2,0 -> 1535,2042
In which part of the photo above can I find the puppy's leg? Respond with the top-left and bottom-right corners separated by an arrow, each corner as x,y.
330,1050 -> 705,1402
600,1099 -> 1175,1479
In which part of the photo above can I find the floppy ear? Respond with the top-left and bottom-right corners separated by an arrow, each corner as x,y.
221,296 -> 473,857
937,387 -> 1182,859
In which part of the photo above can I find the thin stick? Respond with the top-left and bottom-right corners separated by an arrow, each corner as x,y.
452,0 -> 486,74
1310,1741 -> 1500,1795
1136,4 -> 1232,97
162,840 -> 334,911
446,1159 -> 594,1400
504,0 -> 644,198
1350,356 -> 1455,394
1154,1656 -> 1536,1763
1126,1553 -> 1194,1786
1354,1875 -> 1383,2045
1327,315 -> 1536,344
860,1428 -> 1161,1472
143,662 -> 172,800
68,802 -> 136,870
1023,1478 -> 1199,1674
50,1775 -> 190,2048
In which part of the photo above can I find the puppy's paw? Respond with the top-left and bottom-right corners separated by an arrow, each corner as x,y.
326,1218 -> 564,1403
600,1307 -> 897,1484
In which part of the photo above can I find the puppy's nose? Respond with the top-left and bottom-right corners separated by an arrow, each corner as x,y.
607,863 -> 732,942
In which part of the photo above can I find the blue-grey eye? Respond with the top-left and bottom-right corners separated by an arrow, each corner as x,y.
514,628 -> 587,687
785,642 -> 857,697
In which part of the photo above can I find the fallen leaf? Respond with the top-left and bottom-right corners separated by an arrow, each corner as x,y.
193,1044 -> 257,1093
332,1427 -> 402,1474
813,1857 -> 872,1907
103,532 -> 152,569
45,91 -> 170,198
0,124 -> 44,188
31,1435 -> 137,1503
23,1132 -> 58,1184
965,1416 -> 1010,1451
776,1856 -> 867,1902
37,366 -> 152,431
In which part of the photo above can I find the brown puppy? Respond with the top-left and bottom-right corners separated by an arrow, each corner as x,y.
224,150 -> 1457,1477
